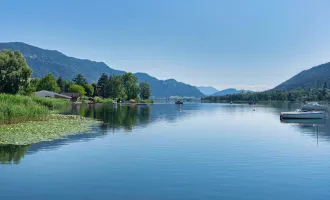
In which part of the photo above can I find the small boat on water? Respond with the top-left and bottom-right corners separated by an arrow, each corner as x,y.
280,110 -> 325,119
88,102 -> 96,105
175,100 -> 183,105
302,102 -> 328,111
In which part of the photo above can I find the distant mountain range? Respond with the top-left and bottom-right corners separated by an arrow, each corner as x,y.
274,62 -> 330,91
210,88 -> 252,96
0,42 -> 204,98
197,86 -> 219,95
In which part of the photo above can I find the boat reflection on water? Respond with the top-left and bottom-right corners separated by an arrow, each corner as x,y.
280,118 -> 326,125
281,118 -> 327,145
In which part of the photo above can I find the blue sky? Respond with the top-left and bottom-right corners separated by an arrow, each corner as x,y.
1,0 -> 330,91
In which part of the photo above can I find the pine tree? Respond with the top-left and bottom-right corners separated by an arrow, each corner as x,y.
97,73 -> 108,98
56,76 -> 66,92
72,73 -> 87,86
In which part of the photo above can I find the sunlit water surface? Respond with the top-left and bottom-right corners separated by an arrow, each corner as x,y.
1,102 -> 330,199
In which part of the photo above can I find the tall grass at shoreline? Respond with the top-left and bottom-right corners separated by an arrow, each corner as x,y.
31,96 -> 71,107
0,94 -> 71,125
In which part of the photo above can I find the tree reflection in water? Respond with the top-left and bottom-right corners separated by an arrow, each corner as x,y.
0,145 -> 30,164
71,104 -> 151,131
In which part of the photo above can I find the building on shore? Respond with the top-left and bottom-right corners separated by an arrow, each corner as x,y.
35,90 -> 71,99
35,90 -> 79,102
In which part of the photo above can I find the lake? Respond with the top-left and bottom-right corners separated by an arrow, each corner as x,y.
1,102 -> 330,199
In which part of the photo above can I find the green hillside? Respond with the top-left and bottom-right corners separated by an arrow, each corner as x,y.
274,62 -> 330,91
0,42 -> 204,98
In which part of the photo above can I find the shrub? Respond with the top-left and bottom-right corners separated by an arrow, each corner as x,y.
94,97 -> 114,103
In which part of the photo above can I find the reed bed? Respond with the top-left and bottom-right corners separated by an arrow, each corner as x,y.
0,94 -> 71,124
31,96 -> 71,107
0,94 -> 48,124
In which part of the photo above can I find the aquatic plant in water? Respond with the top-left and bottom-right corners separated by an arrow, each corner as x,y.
0,114 -> 100,145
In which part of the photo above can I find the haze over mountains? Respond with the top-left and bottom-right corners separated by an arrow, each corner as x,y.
197,86 -> 219,96
0,42 -> 204,98
211,88 -> 253,96
200,60 -> 330,95
197,87 -> 253,96
274,62 -> 330,91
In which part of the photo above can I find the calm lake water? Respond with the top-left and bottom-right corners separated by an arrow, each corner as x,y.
1,102 -> 330,199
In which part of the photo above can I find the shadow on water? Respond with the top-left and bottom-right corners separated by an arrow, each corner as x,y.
281,118 -> 330,143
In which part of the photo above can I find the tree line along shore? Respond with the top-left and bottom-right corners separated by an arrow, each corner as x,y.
0,49 -> 153,144
0,49 -> 153,123
202,86 -> 330,103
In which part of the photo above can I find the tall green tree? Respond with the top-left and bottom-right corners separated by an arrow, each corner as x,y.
64,81 -> 73,92
106,74 -> 122,98
37,74 -> 60,93
139,82 -> 151,100
72,73 -> 87,86
322,81 -> 328,99
68,84 -> 86,96
20,78 -> 40,95
92,83 -> 98,96
0,50 -> 32,94
57,76 -> 67,92
121,73 -> 139,100
83,84 -> 94,97
30,78 -> 40,89
97,73 -> 108,98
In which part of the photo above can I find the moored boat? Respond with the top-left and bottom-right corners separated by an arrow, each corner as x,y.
280,110 -> 325,119
175,100 -> 183,104
302,102 -> 328,111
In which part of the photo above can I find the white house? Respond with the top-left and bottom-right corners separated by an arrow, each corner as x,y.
35,90 -> 71,99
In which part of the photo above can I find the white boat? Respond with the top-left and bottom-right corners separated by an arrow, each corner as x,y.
302,102 -> 328,111
280,110 -> 325,119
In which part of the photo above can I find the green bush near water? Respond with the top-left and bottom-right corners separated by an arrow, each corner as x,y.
94,97 -> 114,103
